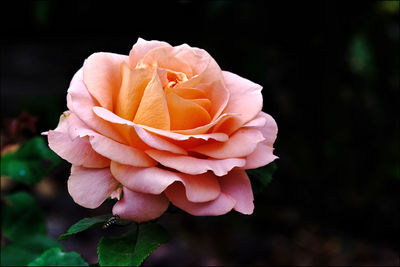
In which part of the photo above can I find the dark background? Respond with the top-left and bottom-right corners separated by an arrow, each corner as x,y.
1,1 -> 399,265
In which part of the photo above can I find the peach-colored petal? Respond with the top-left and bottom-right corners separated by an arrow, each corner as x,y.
129,38 -> 172,68
220,71 -> 263,131
62,111 -> 155,167
112,187 -> 169,223
68,69 -> 126,143
243,142 -> 278,169
165,183 -> 235,216
243,112 -> 268,128
189,98 -> 212,112
115,62 -> 153,121
89,134 -> 156,167
133,70 -> 170,130
166,92 -> 211,130
165,86 -> 207,99
242,111 -> 278,169
140,46 -> 193,78
256,112 -> 278,147
145,150 -> 246,176
173,113 -> 233,135
190,128 -> 264,159
83,52 -> 128,110
197,80 -> 229,120
48,113 -> 110,168
219,170 -> 254,215
212,114 -> 243,136
93,106 -> 229,142
176,46 -> 223,88
133,125 -> 187,155
68,166 -> 119,209
110,161 -> 220,202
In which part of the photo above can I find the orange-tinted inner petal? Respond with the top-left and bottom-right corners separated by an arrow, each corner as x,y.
165,86 -> 207,99
166,92 -> 211,130
190,99 -> 212,112
115,62 -> 152,121
133,71 -> 170,130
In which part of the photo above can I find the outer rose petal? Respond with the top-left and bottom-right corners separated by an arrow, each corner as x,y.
83,52 -> 128,110
243,142 -> 278,169
129,38 -> 172,68
68,166 -> 119,209
257,112 -> 278,146
47,113 -> 110,168
89,135 -> 157,167
219,170 -> 254,215
68,69 -> 126,143
63,111 -> 156,167
243,111 -> 278,169
216,71 -> 263,133
112,187 -> 169,223
190,128 -> 265,159
145,150 -> 246,176
110,161 -> 220,202
165,183 -> 236,216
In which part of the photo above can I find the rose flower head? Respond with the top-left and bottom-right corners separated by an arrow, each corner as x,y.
44,38 -> 278,222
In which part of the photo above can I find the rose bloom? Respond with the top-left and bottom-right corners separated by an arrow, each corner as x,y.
44,38 -> 278,222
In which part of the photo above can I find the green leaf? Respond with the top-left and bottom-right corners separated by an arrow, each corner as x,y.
27,247 -> 89,266
2,191 -> 46,241
1,137 -> 60,185
98,223 -> 169,266
59,214 -> 113,240
246,162 -> 277,195
1,235 -> 62,266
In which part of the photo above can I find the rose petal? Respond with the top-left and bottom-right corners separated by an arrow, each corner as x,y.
115,62 -> 153,121
112,187 -> 169,223
48,113 -> 110,168
219,170 -> 254,214
243,142 -> 278,169
140,46 -> 193,78
89,134 -> 156,167
256,112 -> 278,147
197,80 -> 229,120
133,70 -> 170,130
68,69 -> 126,143
219,71 -> 263,132
176,46 -> 223,88
173,113 -> 233,135
68,166 -> 119,209
145,150 -> 246,176
110,161 -> 220,202
166,92 -> 211,130
165,183 -> 235,216
83,52 -> 128,110
129,38 -> 172,68
93,106 -> 229,142
243,113 -> 268,128
190,128 -> 264,159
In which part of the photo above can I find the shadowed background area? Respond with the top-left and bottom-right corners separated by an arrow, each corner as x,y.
1,1 -> 399,265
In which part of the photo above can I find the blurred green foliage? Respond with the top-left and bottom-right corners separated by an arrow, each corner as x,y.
348,34 -> 375,78
2,192 -> 47,240
1,137 -> 60,185
1,192 -> 63,266
27,248 -> 88,266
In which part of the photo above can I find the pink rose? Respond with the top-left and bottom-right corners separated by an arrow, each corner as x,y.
45,38 -> 278,222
